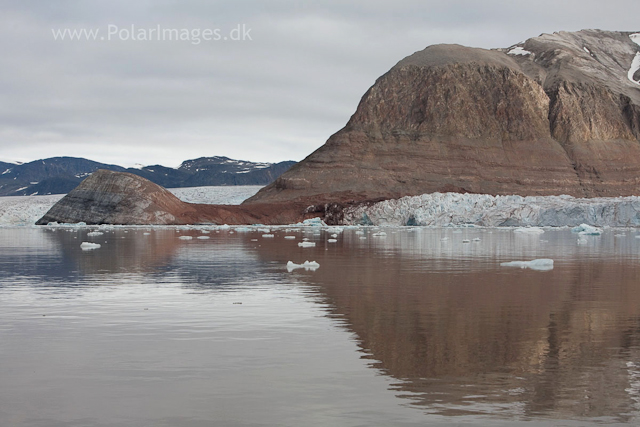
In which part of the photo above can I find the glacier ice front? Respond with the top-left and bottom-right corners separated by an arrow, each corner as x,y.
342,192 -> 640,227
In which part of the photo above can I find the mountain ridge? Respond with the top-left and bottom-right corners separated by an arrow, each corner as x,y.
0,156 -> 295,196
246,29 -> 640,205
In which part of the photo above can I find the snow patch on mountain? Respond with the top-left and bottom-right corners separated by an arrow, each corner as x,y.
507,46 -> 532,56
628,33 -> 640,85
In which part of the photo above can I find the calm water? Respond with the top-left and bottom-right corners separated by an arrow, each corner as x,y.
1,226 -> 640,426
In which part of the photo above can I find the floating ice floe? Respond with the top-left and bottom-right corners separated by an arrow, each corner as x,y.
298,242 -> 316,248
143,232 -> 151,235
80,242 -> 101,250
372,231 -> 387,237
330,234 -> 338,238
286,260 -> 320,272
500,259 -> 554,271
571,224 -> 603,236
473,237 -> 481,242
462,239 -> 470,243
325,227 -> 343,234
514,227 -> 545,234
178,235 -> 193,240
234,227 -> 250,232
327,239 -> 337,243
284,236 -> 296,240
86,231 -> 104,237
292,218 -> 327,227
262,234 -> 275,238
197,236 -> 210,240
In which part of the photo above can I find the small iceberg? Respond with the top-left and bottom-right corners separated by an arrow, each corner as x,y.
298,241 -> 316,248
286,260 -> 320,272
500,259 -> 554,271
292,218 -> 327,227
197,236 -> 210,240
514,227 -> 544,234
262,234 -> 275,238
284,236 -> 296,240
87,231 -> 104,237
80,242 -> 101,250
327,239 -> 337,243
571,224 -> 602,235
178,235 -> 193,240
372,231 -> 387,237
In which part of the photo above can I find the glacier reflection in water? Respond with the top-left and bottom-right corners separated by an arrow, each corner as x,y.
1,226 -> 640,426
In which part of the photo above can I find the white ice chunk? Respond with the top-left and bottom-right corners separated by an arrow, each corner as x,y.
372,231 -> 387,237
286,260 -> 320,272
262,234 -> 275,238
86,231 -> 104,237
80,242 -> 101,250
197,236 -> 210,240
178,235 -> 193,240
284,236 -> 296,240
514,227 -> 544,234
500,259 -> 554,271
571,224 -> 603,235
298,241 -> 316,248
327,239 -> 337,243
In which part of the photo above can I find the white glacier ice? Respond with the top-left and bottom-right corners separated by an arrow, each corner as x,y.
513,227 -> 545,234
80,242 -> 101,250
327,239 -> 337,243
298,242 -> 316,248
262,234 -> 275,238
500,259 -> 554,271
87,231 -> 104,237
571,224 -> 603,235
178,235 -> 193,240
342,192 -> 640,228
286,260 -> 320,272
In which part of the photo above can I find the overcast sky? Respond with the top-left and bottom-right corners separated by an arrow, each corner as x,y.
1,1 -> 638,167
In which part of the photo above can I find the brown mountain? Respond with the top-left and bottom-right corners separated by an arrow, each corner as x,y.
38,30 -> 640,225
246,29 -> 640,206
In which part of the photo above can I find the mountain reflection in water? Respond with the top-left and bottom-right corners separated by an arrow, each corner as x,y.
1,226 -> 639,426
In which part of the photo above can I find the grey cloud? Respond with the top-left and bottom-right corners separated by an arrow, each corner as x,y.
0,0 -> 638,166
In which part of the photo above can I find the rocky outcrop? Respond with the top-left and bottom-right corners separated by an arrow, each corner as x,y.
246,30 -> 640,205
36,170 -> 310,225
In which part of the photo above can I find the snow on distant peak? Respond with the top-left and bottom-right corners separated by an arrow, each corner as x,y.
628,33 -> 640,85
507,46 -> 532,56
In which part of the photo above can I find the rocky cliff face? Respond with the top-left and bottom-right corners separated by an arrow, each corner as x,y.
247,30 -> 640,205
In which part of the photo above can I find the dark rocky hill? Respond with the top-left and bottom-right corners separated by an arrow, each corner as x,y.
246,29 -> 640,205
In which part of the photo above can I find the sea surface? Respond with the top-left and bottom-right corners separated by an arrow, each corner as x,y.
1,223 -> 640,426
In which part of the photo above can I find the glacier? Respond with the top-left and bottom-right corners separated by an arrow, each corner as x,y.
342,192 -> 640,227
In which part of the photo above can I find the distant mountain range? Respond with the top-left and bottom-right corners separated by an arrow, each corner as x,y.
0,156 -> 296,196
